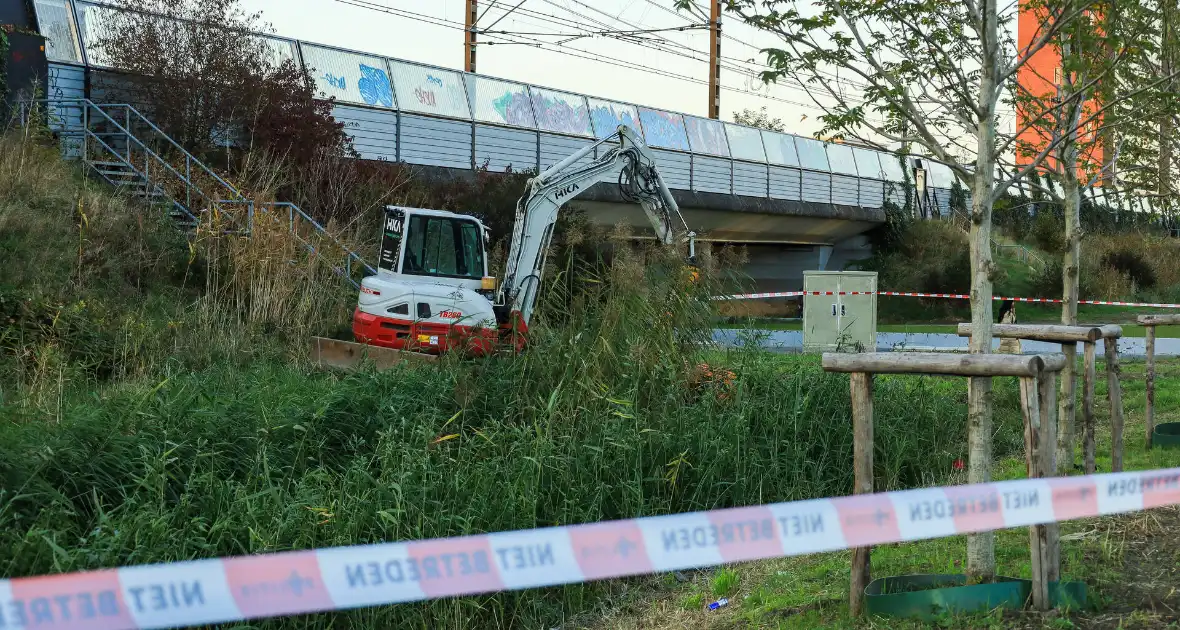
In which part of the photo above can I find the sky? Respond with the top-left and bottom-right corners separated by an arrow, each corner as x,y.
237,0 -> 833,137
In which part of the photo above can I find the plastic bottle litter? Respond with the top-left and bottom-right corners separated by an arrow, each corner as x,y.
707,598 -> 729,610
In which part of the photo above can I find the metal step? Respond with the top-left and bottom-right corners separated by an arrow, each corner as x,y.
95,170 -> 138,179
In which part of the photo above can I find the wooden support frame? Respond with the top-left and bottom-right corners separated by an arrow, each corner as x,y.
1083,341 -> 1097,473
1137,315 -> 1180,448
957,323 -> 1124,474
1105,334 -> 1125,472
1058,341 -> 1077,475
823,352 -> 1067,615
850,372 -> 873,616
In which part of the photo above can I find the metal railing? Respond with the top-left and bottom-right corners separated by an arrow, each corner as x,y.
994,243 -> 1047,271
35,98 -> 375,288
942,206 -> 1047,271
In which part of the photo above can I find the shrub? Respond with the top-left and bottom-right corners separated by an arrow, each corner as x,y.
1102,249 -> 1157,289
1030,259 -> 1104,301
1028,208 -> 1065,254
993,194 -> 1033,236
91,0 -> 351,164
865,200 -> 912,255
859,220 -> 970,294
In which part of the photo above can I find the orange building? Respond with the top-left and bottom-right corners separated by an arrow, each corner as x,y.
1016,0 -> 1104,177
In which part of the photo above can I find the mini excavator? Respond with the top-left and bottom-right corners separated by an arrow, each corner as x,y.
311,125 -> 696,365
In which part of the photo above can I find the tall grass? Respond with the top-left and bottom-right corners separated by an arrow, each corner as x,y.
0,125 -> 1031,627
0,123 -> 367,408
1,238 -> 1026,628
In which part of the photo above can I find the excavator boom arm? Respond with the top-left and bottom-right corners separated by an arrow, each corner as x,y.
495,125 -> 695,326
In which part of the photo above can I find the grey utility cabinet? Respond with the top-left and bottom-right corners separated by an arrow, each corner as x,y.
803,271 -> 878,352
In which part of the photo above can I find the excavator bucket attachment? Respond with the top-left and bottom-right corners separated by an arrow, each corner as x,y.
310,337 -> 436,371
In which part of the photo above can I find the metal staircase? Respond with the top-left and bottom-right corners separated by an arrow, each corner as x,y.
945,207 -> 1047,272
37,99 -> 375,287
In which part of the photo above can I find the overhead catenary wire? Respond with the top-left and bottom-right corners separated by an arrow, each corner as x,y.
511,0 -> 867,103
481,24 -> 710,38
481,30 -> 855,115
332,0 -> 468,31
332,0 -> 699,39
528,0 -> 875,105
328,0 -> 880,122
480,0 -> 530,33
627,0 -> 1021,116
561,0 -> 874,92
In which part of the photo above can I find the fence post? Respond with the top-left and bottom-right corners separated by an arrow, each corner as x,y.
1146,325 -> 1156,448
1083,341 -> 1097,474
1019,375 -> 1050,610
1038,372 -> 1060,582
1104,336 -> 1125,472
1057,342 -> 1077,474
849,371 -> 873,617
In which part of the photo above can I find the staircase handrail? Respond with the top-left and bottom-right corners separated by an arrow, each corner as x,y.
82,125 -> 204,225
45,99 -> 246,205
88,101 -> 247,202
264,202 -> 377,277
72,103 -> 241,226
40,98 -> 375,286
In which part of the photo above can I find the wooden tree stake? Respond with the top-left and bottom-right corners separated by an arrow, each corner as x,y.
1083,341 -> 1097,474
1057,342 -> 1076,474
1146,325 -> 1156,449
849,372 -> 874,617
1038,372 -> 1060,582
1104,337 -> 1125,472
1019,376 -> 1050,611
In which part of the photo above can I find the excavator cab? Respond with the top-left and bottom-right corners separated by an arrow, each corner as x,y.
377,207 -> 490,284
354,206 -> 501,354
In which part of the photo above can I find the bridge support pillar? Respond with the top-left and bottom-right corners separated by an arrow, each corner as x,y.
817,245 -> 834,271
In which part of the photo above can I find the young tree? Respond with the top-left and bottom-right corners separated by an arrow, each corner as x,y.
90,0 -> 349,164
734,106 -> 786,131
1114,0 -> 1180,219
1009,0 -> 1173,472
679,0 -> 1111,583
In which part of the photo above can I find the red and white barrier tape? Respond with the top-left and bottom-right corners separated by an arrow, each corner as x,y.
716,290 -> 1180,309
3,468 -> 1180,629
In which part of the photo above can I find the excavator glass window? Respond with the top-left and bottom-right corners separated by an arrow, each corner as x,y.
403,215 -> 485,280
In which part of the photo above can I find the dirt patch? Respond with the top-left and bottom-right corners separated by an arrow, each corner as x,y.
1002,506 -> 1180,630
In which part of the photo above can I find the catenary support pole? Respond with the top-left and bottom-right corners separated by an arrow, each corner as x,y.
708,0 -> 722,119
465,0 -> 478,73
